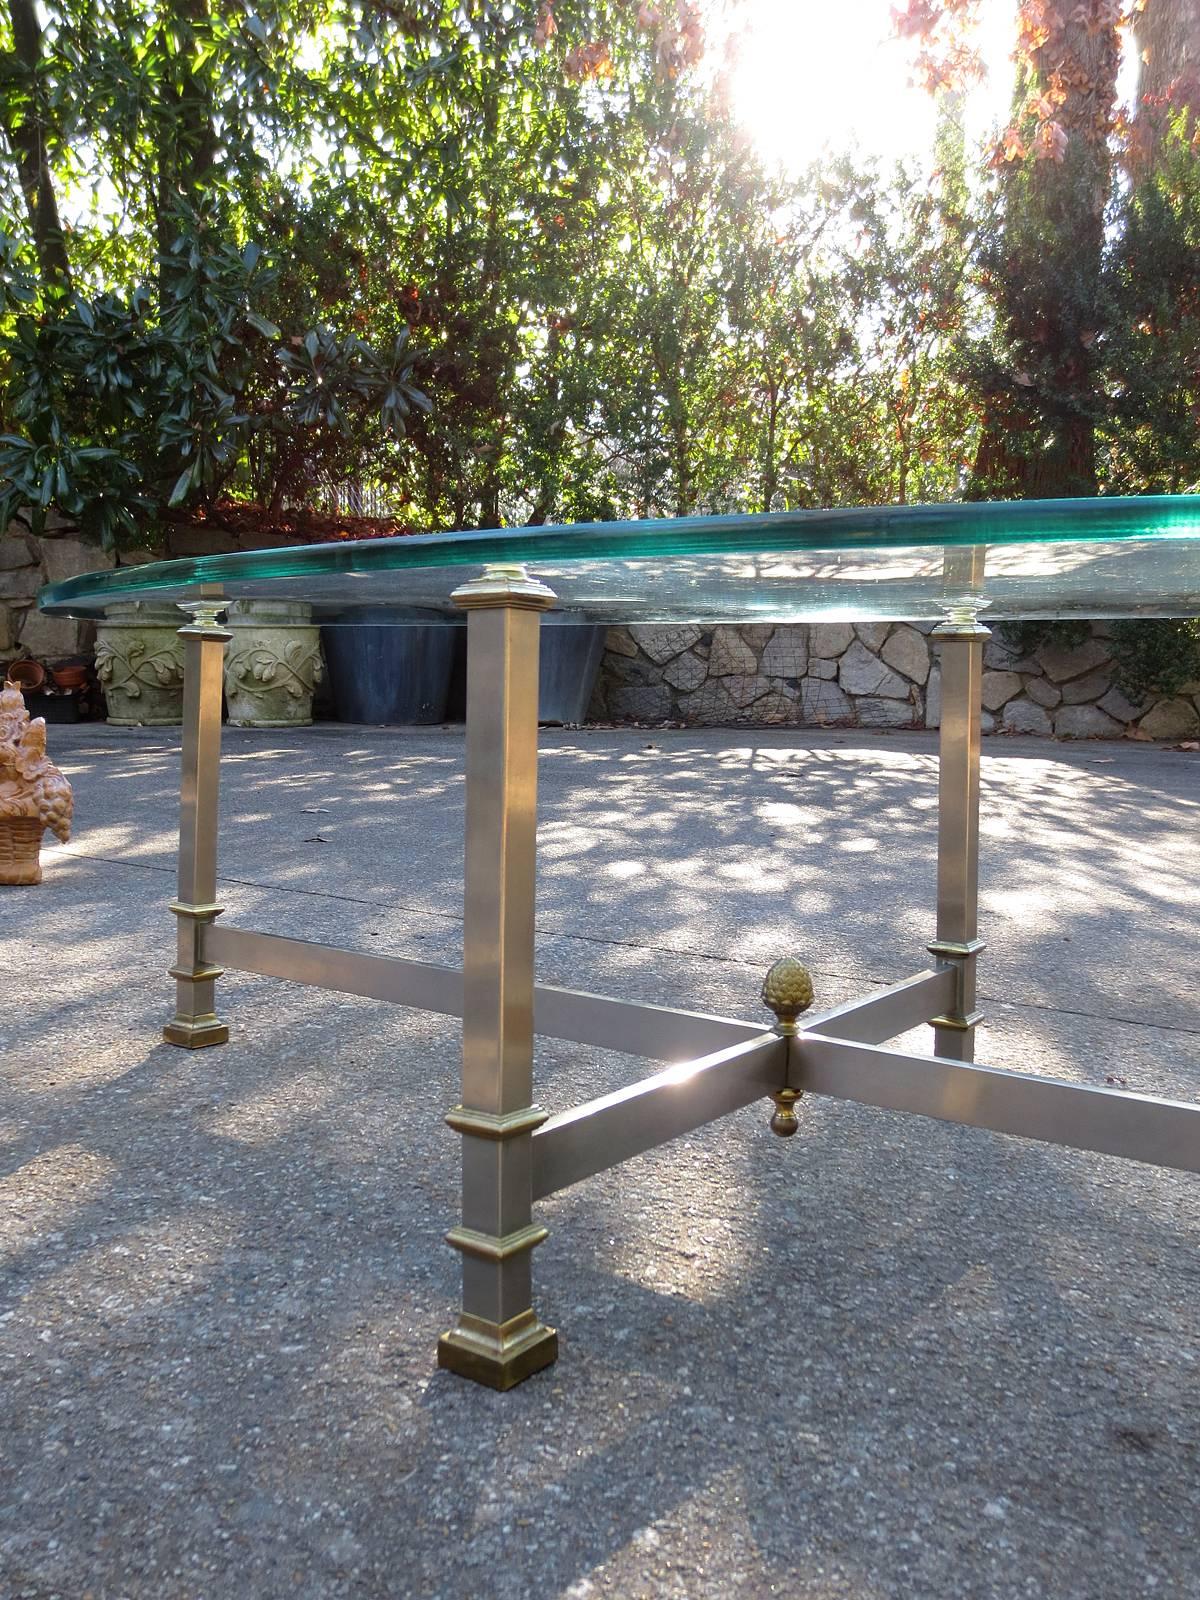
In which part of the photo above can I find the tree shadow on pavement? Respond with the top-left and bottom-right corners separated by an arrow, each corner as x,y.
1,726 -> 1197,1598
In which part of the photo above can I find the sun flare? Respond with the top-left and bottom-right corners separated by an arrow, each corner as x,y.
723,0 -> 1020,171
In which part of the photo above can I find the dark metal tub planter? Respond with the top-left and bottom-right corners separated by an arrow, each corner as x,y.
445,612 -> 605,725
537,615 -> 605,724
320,608 -> 460,725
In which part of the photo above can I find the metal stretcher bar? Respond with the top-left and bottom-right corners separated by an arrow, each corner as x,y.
795,1033 -> 1200,1175
203,923 -> 765,1060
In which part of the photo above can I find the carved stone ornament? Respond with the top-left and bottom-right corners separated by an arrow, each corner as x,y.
223,600 -> 323,727
94,603 -> 186,726
0,682 -> 73,884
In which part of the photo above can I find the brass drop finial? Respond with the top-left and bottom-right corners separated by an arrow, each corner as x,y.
760,957 -> 814,1036
761,956 -> 814,1138
768,1088 -> 803,1138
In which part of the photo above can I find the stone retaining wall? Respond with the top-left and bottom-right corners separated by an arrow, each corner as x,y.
0,522 -> 115,668
591,622 -> 1200,740
0,518 -> 292,674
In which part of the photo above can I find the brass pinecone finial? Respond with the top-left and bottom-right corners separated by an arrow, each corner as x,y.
769,1088 -> 803,1138
761,956 -> 814,1035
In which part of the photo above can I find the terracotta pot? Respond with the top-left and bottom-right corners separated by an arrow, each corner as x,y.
6,659 -> 45,692
50,662 -> 88,691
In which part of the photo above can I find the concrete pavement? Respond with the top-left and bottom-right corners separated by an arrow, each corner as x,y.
1,723 -> 1198,1599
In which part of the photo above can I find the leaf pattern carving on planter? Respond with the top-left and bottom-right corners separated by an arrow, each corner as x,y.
225,638 -> 324,701
94,633 -> 186,700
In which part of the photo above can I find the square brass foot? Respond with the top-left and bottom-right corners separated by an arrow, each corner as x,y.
437,1309 -> 558,1390
162,1018 -> 230,1049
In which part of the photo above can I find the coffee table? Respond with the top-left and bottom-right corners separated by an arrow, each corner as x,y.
40,496 -> 1200,1389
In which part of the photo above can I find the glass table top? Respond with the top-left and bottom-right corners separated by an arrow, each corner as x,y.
38,496 -> 1200,624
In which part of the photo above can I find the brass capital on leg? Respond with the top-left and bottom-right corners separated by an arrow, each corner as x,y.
163,901 -> 228,1048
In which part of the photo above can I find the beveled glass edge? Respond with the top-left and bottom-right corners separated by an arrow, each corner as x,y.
38,493 -> 1200,618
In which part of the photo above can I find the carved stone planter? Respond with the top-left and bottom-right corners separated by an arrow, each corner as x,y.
95,603 -> 186,726
224,600 -> 323,728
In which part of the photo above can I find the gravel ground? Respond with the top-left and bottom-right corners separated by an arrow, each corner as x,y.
1,722 -> 1198,1600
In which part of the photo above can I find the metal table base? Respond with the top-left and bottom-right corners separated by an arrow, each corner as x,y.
164,572 -> 1200,1391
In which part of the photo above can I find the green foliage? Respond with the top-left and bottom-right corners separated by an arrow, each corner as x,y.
996,617 -> 1200,705
0,230 -> 428,547
963,145 -> 1112,500
996,620 -> 1091,658
1100,118 -> 1200,495
957,105 -> 1200,699
2,0 -> 1199,723
1,0 -> 982,542
1110,619 -> 1200,702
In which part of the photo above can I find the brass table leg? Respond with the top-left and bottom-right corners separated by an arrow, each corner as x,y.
164,599 -> 231,1049
929,613 -> 987,1062
438,565 -> 559,1390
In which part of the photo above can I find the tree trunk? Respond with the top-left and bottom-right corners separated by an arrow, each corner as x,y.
3,0 -> 70,288
1138,0 -> 1200,105
672,408 -> 691,516
479,474 -> 500,529
1133,0 -> 1200,169
760,377 -> 779,513
268,445 -> 307,517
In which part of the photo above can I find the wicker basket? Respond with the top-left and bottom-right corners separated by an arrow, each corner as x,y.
0,817 -> 45,885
